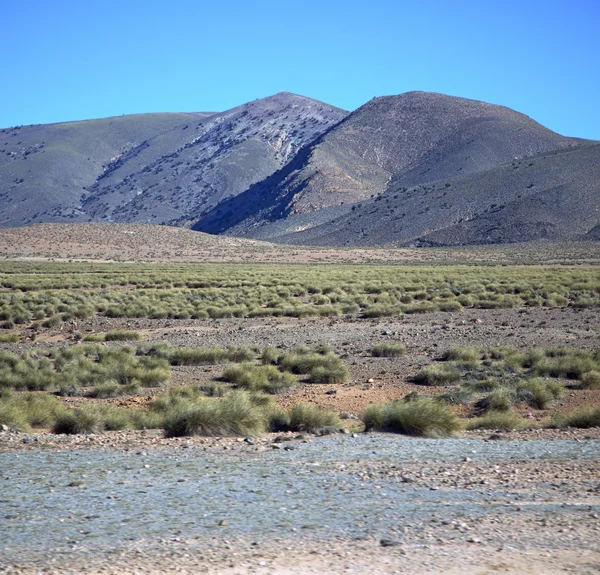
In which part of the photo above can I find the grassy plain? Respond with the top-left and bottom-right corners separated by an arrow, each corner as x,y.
0,258 -> 598,437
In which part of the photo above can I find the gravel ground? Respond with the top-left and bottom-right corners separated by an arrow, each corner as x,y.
1,433 -> 600,574
28,306 -> 600,415
2,305 -> 599,574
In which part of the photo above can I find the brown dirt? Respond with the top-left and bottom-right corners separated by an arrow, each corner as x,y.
1,222 -> 599,264
6,306 -> 600,420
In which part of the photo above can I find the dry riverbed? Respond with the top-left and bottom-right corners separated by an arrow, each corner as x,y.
1,431 -> 600,574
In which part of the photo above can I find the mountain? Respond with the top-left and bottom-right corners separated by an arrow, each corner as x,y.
1,91 -> 598,247
251,143 -> 600,246
0,93 -> 347,228
193,91 -> 582,235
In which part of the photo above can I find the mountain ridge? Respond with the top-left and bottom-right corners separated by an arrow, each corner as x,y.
0,91 -> 597,247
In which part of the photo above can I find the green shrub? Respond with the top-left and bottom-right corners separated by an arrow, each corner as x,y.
222,364 -> 297,394
371,343 -> 407,357
515,378 -> 562,409
413,365 -> 460,386
266,406 -> 291,432
466,411 -> 527,431
362,398 -> 460,437
104,330 -> 142,341
168,347 -> 228,365
475,387 -> 514,413
580,371 -> 600,390
279,351 -> 348,384
82,333 -> 105,342
442,346 -> 480,362
0,393 -> 66,431
551,407 -> 600,428
261,346 -> 281,365
0,333 -> 19,343
306,363 -> 349,384
438,300 -> 463,312
536,356 -> 598,380
53,407 -> 104,434
289,403 -> 341,432
163,392 -> 267,437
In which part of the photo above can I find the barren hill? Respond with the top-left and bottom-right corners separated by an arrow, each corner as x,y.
0,94 -> 347,228
193,92 -> 582,235
256,143 -> 600,246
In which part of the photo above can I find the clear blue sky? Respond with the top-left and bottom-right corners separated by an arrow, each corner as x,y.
2,0 -> 599,139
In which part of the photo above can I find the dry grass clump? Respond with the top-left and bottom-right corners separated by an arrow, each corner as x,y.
288,403 -> 341,432
413,364 -> 461,386
0,333 -> 19,343
371,343 -> 407,357
222,364 -> 297,394
0,392 -> 66,432
53,404 -> 162,434
104,330 -> 142,341
580,371 -> 600,390
466,411 -> 527,431
550,407 -> 600,429
362,398 -> 461,437
162,391 -> 267,437
278,348 -> 349,384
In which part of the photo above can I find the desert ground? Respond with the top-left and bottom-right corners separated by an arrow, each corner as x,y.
0,231 -> 599,574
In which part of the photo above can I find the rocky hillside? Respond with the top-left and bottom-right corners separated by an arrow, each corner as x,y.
0,94 -> 346,228
193,92 -> 582,235
252,143 -> 600,246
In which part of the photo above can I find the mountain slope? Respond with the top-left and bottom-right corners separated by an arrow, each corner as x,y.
0,113 -> 209,227
82,93 -> 347,225
193,91 -> 581,235
256,143 -> 600,246
0,93 -> 347,228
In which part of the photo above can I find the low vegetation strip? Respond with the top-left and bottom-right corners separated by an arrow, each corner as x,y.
0,262 -> 597,327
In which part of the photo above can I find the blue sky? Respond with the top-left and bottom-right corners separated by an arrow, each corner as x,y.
2,0 -> 599,139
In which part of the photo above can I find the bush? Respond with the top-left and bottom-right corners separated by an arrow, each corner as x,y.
104,330 -> 142,341
288,403 -> 341,432
222,364 -> 297,394
82,333 -> 105,342
261,346 -> 281,365
266,406 -> 291,432
362,398 -> 460,437
0,392 -> 66,431
413,365 -> 460,386
442,346 -> 480,362
551,407 -> 600,429
580,371 -> 600,390
371,343 -> 406,357
476,388 -> 514,413
279,351 -> 349,384
466,411 -> 527,431
306,363 -> 349,384
0,333 -> 19,343
53,406 -> 104,434
515,378 -> 562,409
163,392 -> 267,437
167,347 -> 228,365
